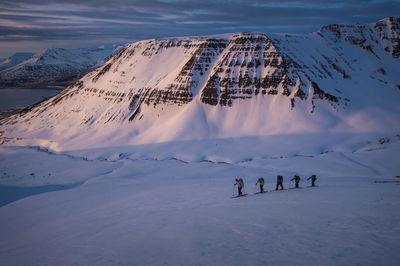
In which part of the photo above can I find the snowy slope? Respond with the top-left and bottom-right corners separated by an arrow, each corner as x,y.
0,133 -> 399,266
0,45 -> 123,89
0,52 -> 35,71
0,17 -> 399,150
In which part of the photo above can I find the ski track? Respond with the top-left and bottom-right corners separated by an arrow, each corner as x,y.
338,151 -> 381,176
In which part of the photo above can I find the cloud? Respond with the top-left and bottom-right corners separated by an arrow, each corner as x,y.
0,0 -> 399,57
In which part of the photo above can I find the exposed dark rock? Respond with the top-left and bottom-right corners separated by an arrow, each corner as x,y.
128,88 -> 151,121
377,68 -> 387,75
379,137 -> 390,144
92,63 -> 112,82
311,81 -> 339,102
144,85 -> 193,107
144,39 -> 228,107
374,17 -> 400,58
331,63 -> 351,79
201,74 -> 219,105
294,88 -> 306,100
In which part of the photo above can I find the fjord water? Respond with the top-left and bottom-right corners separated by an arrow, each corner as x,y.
0,88 -> 61,112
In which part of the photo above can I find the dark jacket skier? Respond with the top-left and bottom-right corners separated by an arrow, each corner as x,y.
235,178 -> 244,195
256,177 -> 264,193
276,175 -> 284,190
307,174 -> 317,187
290,175 -> 301,188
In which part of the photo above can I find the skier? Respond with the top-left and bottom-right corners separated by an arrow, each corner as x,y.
290,175 -> 301,188
276,175 -> 284,190
307,174 -> 317,187
256,177 -> 265,193
234,178 -> 244,196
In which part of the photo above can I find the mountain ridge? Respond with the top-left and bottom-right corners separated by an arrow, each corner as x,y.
0,52 -> 35,71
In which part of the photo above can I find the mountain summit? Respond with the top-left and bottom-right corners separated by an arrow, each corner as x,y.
1,17 -> 399,149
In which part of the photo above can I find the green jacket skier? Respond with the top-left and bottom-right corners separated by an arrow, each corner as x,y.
307,174 -> 317,187
256,177 -> 265,193
290,175 -> 301,188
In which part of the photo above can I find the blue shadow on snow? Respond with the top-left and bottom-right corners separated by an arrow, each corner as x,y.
0,183 -> 82,207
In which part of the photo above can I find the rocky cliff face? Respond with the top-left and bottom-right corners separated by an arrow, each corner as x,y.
319,16 -> 400,58
199,33 -> 341,110
61,17 -> 399,118
1,17 -> 399,148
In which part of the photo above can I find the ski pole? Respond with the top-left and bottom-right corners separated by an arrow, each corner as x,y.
233,184 -> 235,197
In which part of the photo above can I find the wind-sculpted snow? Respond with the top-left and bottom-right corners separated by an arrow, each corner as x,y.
0,18 -> 399,148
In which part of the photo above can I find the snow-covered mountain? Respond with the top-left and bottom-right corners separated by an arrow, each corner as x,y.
0,45 -> 123,89
1,17 -> 399,149
0,52 -> 35,71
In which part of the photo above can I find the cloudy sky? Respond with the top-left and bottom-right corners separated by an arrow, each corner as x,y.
0,0 -> 399,57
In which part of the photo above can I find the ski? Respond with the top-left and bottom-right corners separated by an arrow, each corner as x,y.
288,185 -> 319,189
254,191 -> 267,195
374,180 -> 400,183
231,193 -> 248,198
268,189 -> 287,192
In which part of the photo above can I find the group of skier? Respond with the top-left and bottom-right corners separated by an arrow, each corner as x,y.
234,174 -> 317,197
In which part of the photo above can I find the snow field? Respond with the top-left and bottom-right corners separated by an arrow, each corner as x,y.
0,134 -> 399,265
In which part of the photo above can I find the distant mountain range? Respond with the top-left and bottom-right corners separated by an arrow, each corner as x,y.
0,53 -> 35,71
0,45 -> 123,89
0,17 -> 399,149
